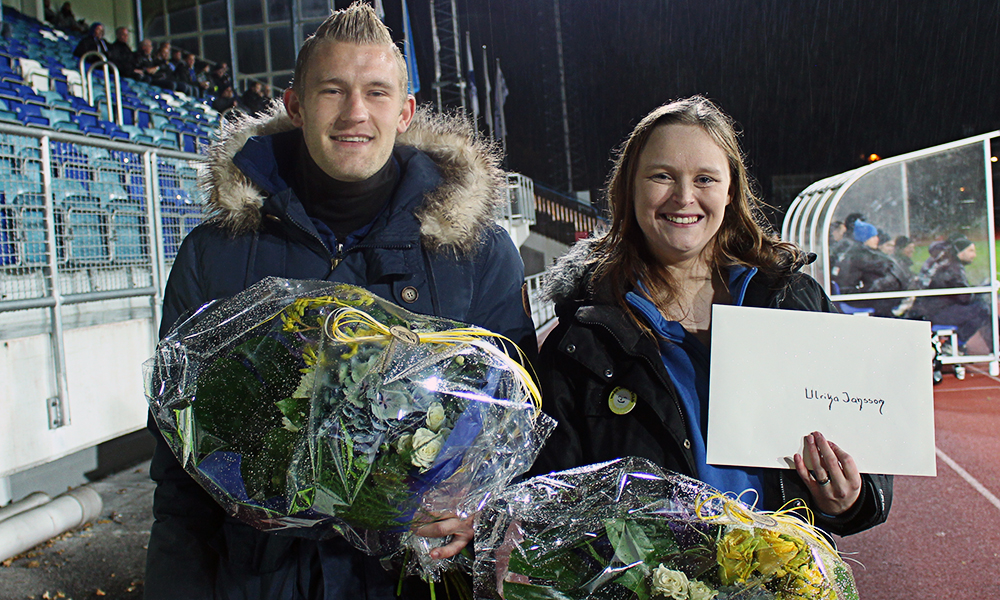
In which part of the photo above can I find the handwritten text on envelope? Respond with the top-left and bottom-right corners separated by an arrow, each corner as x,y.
707,305 -> 935,477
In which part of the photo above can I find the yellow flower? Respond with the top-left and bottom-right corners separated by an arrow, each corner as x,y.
755,530 -> 802,576
716,529 -> 759,585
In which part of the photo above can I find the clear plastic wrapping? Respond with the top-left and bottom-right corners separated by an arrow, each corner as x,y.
145,277 -> 554,575
474,457 -> 858,600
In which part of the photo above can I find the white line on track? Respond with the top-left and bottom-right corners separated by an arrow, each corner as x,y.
936,447 -> 1000,511
967,364 -> 1000,384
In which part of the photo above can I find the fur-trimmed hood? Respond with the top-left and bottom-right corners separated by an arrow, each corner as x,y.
542,233 -> 605,305
199,102 -> 506,253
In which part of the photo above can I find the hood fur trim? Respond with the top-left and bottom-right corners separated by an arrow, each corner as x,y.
542,232 -> 606,304
199,102 -> 505,254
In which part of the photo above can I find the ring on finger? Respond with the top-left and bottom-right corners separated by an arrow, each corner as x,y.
810,470 -> 831,486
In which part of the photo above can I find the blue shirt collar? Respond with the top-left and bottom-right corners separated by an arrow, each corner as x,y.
626,265 -> 759,334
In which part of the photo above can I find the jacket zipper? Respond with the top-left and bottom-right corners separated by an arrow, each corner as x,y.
329,242 -> 415,271
272,211 -> 413,270
332,243 -> 343,269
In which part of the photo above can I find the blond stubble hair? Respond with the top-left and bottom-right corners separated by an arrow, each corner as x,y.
292,1 -> 409,96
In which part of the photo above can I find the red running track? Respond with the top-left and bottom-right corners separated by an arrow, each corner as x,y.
833,364 -> 1000,599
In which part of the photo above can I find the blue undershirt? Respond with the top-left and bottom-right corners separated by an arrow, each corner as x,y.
625,266 -> 764,503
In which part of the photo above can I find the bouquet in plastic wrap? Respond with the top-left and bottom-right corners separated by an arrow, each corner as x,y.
145,277 -> 554,578
475,457 -> 858,600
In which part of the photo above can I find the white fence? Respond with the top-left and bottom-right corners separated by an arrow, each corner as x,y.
0,123 -> 204,480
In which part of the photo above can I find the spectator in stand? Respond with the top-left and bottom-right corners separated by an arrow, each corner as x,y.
209,62 -> 231,95
210,84 -> 237,114
172,52 -> 200,96
55,2 -> 86,33
876,229 -> 895,256
893,235 -> 916,273
44,0 -> 58,27
239,81 -> 270,116
910,237 -> 992,353
73,22 -> 109,62
132,39 -> 160,83
835,220 -> 910,316
170,47 -> 186,73
150,42 -> 178,91
195,61 -> 213,96
107,26 -> 138,78
830,212 -> 865,280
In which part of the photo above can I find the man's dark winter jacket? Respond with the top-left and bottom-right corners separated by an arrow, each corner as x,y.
531,238 -> 892,538
145,106 -> 535,599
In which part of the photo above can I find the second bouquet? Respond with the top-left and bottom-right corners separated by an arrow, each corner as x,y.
145,277 -> 554,576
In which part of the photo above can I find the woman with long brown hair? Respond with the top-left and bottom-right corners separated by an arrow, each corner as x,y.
533,96 -> 891,535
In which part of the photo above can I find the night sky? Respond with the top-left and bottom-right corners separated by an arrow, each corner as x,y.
397,0 -> 1000,216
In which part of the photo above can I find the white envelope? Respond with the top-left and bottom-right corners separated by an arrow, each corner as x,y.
707,304 -> 936,476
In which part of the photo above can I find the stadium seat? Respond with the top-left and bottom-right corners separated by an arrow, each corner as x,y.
109,198 -> 147,262
13,102 -> 48,127
17,57 -> 49,92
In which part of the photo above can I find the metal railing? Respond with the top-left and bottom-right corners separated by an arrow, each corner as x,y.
79,51 -> 124,126
504,173 -> 536,223
525,271 -> 555,331
0,123 -> 204,426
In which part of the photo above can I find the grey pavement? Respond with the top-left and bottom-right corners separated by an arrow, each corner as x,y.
0,461 -> 153,600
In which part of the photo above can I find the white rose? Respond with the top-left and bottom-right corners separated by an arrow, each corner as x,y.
425,402 -> 446,432
651,564 -> 689,599
687,580 -> 717,600
395,433 -> 413,454
411,427 -> 443,471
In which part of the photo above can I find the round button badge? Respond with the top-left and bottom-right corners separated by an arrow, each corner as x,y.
608,386 -> 637,415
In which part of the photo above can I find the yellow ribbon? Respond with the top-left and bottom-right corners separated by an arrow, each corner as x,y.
695,492 -> 840,558
323,305 -> 543,417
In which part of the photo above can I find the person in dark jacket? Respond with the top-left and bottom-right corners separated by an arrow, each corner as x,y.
240,80 -> 271,117
149,42 -> 178,91
131,39 -> 159,83
910,237 -> 991,351
106,26 -> 137,78
210,84 -> 238,114
834,220 -> 910,316
145,3 -> 535,599
893,235 -> 915,274
172,51 -> 200,96
531,96 -> 892,538
72,21 -> 108,61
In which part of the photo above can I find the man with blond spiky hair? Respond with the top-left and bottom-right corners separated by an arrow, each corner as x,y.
145,3 -> 535,598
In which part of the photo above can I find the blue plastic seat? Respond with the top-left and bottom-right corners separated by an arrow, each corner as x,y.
13,102 -> 48,127
109,203 -> 148,262
0,198 -> 16,266
830,281 -> 875,315
64,205 -> 109,263
7,82 -> 44,105
9,189 -> 48,265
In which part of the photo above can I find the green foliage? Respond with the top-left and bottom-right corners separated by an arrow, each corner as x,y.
501,581 -> 576,600
192,335 -> 303,499
312,435 -> 410,530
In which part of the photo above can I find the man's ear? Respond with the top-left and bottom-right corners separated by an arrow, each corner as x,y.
396,94 -> 416,134
284,87 -> 304,127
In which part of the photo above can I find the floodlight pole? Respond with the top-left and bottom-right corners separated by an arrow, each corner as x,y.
553,0 -> 573,193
